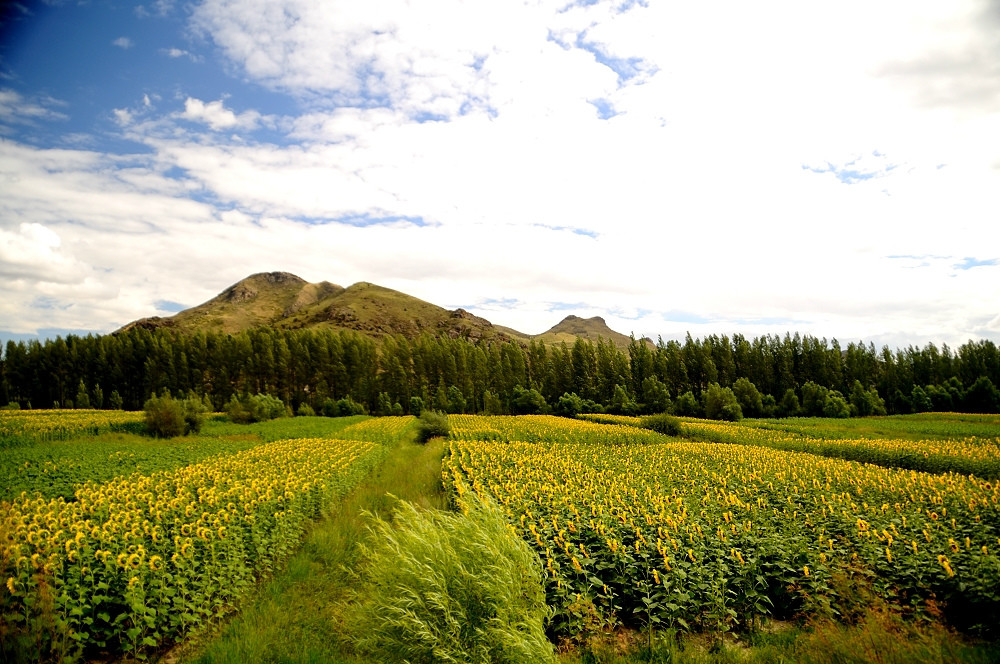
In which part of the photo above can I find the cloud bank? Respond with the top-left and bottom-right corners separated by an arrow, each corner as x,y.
0,0 -> 998,348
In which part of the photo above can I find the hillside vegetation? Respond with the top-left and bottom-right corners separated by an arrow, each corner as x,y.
118,272 -> 631,348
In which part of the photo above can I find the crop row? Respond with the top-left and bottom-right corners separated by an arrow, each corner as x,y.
0,415 -> 414,504
681,420 -> 1000,479
576,413 -> 1000,478
443,416 -> 1000,636
0,410 -> 146,448
1,436 -> 384,661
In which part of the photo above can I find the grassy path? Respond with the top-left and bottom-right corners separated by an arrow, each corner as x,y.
172,435 -> 447,664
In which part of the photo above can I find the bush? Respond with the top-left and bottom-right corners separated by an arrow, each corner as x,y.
144,392 -> 206,437
3,401 -> 20,411
823,392 -> 851,418
553,392 -> 584,418
225,393 -> 287,424
351,498 -> 552,664
297,403 -> 316,417
640,413 -> 682,436
336,397 -> 367,417
182,394 -> 208,433
703,383 -> 743,421
409,396 -> 425,416
143,392 -> 201,438
512,386 -> 547,415
673,391 -> 702,417
415,410 -> 450,443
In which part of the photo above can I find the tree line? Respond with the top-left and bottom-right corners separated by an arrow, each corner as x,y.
1,327 -> 998,418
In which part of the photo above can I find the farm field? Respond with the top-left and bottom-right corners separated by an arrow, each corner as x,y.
444,415 -> 1000,645
0,411 -> 416,663
581,412 -> 1000,478
3,409 -> 1000,663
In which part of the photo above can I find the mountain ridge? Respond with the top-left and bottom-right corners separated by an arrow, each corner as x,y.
118,272 -> 639,348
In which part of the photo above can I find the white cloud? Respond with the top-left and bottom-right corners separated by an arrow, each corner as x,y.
2,0 -> 999,349
0,89 -> 68,125
112,36 -> 134,50
179,97 -> 265,131
161,47 -> 201,62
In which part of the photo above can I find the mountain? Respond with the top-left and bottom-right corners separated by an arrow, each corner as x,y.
534,315 -> 636,347
119,272 -> 635,347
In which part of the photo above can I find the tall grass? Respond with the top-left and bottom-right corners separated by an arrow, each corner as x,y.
183,435 -> 449,664
349,497 -> 553,664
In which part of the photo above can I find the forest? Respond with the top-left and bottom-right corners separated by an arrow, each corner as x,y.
1,327 -> 999,418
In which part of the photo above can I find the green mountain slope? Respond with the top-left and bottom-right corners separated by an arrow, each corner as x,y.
118,272 -> 635,347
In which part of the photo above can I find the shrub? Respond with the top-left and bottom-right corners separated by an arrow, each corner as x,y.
336,397 -> 367,417
225,393 -> 287,424
415,410 -> 450,443
673,391 -> 702,417
144,393 -> 184,437
553,392 -> 584,418
182,393 -> 208,433
703,383 -> 743,421
296,403 -> 316,417
409,396 -> 425,415
144,392 -> 207,437
3,401 -> 20,411
512,386 -> 547,415
823,392 -> 851,418
640,413 -> 682,436
351,498 -> 552,664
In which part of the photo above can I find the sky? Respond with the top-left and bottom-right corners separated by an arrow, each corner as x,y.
1,0 -> 998,351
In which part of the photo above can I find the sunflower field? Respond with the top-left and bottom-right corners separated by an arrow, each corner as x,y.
1,414 -> 413,662
443,415 -> 1000,638
0,410 -> 145,448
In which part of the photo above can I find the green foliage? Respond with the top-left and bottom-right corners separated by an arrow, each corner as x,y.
732,378 -> 763,418
778,388 -> 800,417
409,395 -> 425,415
296,402 -> 316,417
483,390 -> 504,415
554,392 -> 584,418
375,391 -> 393,416
144,391 -> 206,437
641,376 -> 672,414
703,383 -> 743,421
75,379 -> 91,409
609,384 -> 639,416
350,498 -> 553,664
513,385 -> 548,415
4,323 -> 999,420
800,381 -> 829,417
446,385 -> 467,414
226,393 -> 287,424
415,409 -> 450,443
673,390 -> 702,417
639,413 -> 682,436
849,380 -> 887,417
823,392 -> 851,418
336,397 -> 367,416
963,376 -> 1000,413
3,401 -> 20,410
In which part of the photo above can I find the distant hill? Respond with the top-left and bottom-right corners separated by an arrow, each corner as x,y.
533,314 -> 636,347
119,271 -> 636,347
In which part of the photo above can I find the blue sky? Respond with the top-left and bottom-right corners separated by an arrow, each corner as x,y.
1,0 -> 999,350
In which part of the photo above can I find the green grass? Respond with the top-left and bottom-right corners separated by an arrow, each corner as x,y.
556,614 -> 1000,664
177,435 -> 448,664
0,415 -> 369,502
748,412 -> 1000,441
